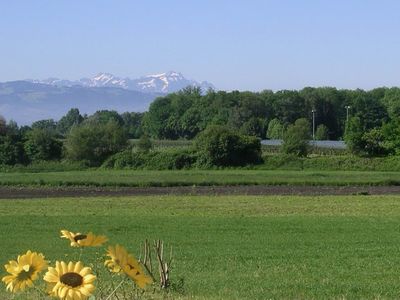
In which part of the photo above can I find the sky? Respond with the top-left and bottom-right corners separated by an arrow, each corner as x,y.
1,0 -> 400,91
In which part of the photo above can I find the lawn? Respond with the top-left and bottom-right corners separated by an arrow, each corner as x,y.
1,169 -> 400,187
1,195 -> 400,299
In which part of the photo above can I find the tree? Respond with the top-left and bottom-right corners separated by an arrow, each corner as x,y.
240,118 -> 266,138
121,112 -> 144,139
137,134 -> 153,153
266,118 -> 284,139
282,118 -> 311,157
85,110 -> 124,126
24,128 -> 62,162
65,121 -> 128,166
194,125 -> 261,167
362,128 -> 387,157
315,124 -> 329,140
344,117 -> 364,154
57,108 -> 83,135
31,119 -> 57,132
0,116 -> 6,136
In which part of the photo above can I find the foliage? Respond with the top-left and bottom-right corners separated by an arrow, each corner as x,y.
315,124 -> 329,140
0,135 -> 26,165
31,119 -> 57,132
0,115 -> 6,135
194,125 -> 262,167
56,108 -> 83,135
136,134 -> 153,153
102,148 -> 197,170
281,118 -> 311,156
362,128 -> 388,157
24,128 -> 62,162
121,112 -> 144,138
266,118 -> 284,139
239,117 -> 267,138
84,110 -> 124,126
65,121 -> 128,166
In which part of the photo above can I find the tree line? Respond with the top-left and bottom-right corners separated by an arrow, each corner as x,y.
144,86 -> 397,140
1,85 -> 400,167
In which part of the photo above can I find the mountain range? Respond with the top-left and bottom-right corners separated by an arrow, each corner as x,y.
28,71 -> 214,94
0,72 -> 215,125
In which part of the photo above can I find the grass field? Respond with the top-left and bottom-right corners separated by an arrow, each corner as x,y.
2,195 -> 400,299
1,169 -> 400,187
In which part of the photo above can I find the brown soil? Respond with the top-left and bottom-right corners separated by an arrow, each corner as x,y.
1,185 -> 400,199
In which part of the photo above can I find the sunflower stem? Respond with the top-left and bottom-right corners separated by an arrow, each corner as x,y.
104,278 -> 126,300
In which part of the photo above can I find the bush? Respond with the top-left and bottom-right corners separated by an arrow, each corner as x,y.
344,117 -> 364,154
65,121 -> 128,166
315,124 -> 329,140
281,118 -> 311,157
266,118 -> 284,139
102,148 -> 197,170
136,134 -> 153,153
0,135 -> 26,165
194,125 -> 262,167
24,129 -> 62,162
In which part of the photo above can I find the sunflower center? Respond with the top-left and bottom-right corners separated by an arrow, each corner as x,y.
60,272 -> 83,288
73,234 -> 87,242
17,265 -> 35,281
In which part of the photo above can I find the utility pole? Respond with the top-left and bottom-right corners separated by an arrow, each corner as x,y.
345,106 -> 351,123
312,109 -> 316,140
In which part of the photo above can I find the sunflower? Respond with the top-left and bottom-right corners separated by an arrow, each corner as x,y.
105,244 -> 152,289
2,250 -> 47,293
60,230 -> 108,247
44,261 -> 96,300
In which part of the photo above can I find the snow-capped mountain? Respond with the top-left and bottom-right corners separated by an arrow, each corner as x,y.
28,71 -> 215,94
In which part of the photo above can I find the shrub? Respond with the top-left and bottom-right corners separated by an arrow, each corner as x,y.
266,118 -> 284,139
315,124 -> 329,140
24,129 -> 62,162
65,121 -> 128,166
281,118 -> 311,157
102,148 -> 197,170
194,125 -> 262,167
137,134 -> 153,153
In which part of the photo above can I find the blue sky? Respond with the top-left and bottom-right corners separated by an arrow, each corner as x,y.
1,0 -> 400,91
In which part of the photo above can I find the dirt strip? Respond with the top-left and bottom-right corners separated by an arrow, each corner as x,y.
0,185 -> 400,199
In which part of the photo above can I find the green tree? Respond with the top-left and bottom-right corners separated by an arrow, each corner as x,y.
194,125 -> 261,167
315,124 -> 329,140
137,134 -> 153,153
0,115 -> 6,136
85,110 -> 124,126
344,117 -> 364,154
282,118 -> 311,157
266,118 -> 284,139
381,119 -> 400,154
0,120 -> 26,165
24,129 -> 62,162
57,108 -> 83,135
31,119 -> 57,132
65,121 -> 128,166
121,112 -> 144,139
240,118 -> 266,138
362,128 -> 387,157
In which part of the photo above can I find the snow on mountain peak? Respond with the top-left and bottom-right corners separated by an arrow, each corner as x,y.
29,71 -> 215,94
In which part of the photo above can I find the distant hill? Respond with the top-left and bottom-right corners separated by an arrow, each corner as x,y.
0,71 -> 215,125
0,81 -> 159,125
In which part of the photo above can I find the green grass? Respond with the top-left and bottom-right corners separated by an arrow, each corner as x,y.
2,195 -> 400,298
1,169 -> 400,187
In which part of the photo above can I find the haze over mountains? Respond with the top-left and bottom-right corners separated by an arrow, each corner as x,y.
0,72 -> 215,125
